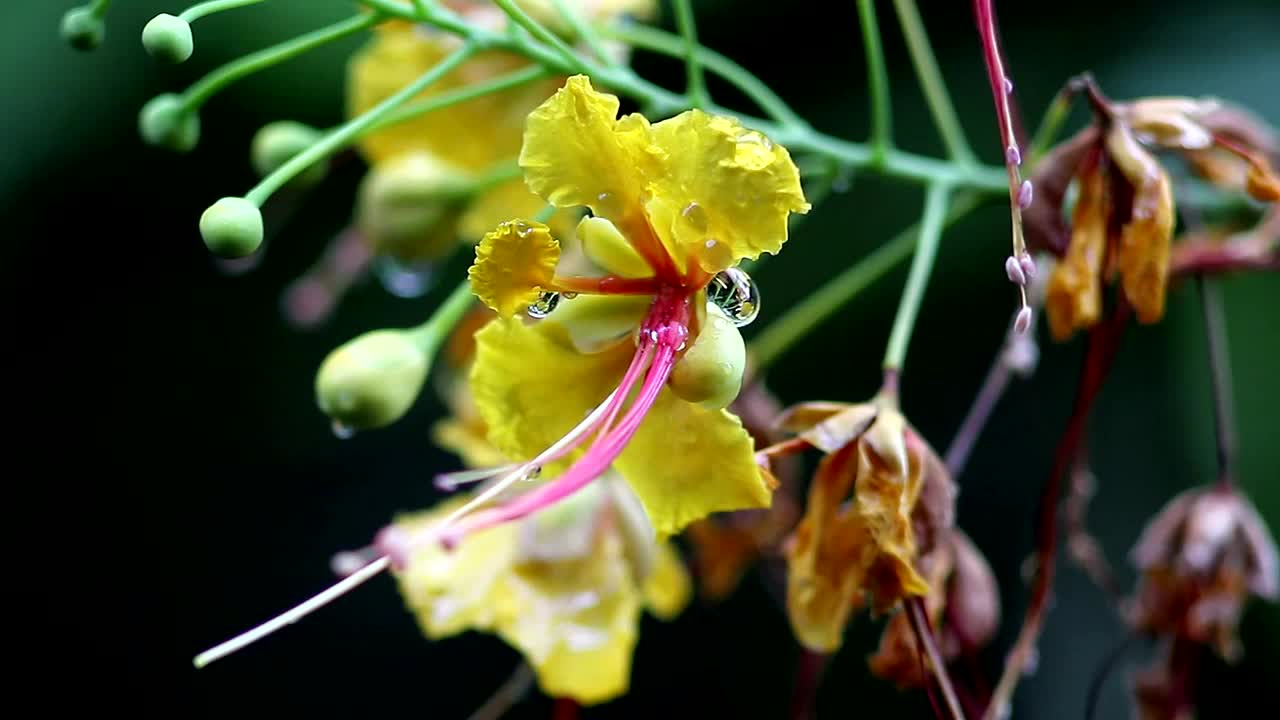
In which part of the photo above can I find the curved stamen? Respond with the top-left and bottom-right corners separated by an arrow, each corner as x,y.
554,275 -> 664,295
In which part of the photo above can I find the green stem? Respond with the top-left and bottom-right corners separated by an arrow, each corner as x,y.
1028,90 -> 1074,165
354,0 -> 1007,193
891,0 -> 976,164
601,22 -> 807,128
857,0 -> 893,163
673,0 -> 709,108
245,42 -> 477,206
550,0 -> 614,66
181,13 -> 379,112
180,0 -> 266,23
492,0 -> 585,70
370,65 -> 551,133
89,0 -> 113,18
463,159 -> 523,197
749,193 -> 982,372
409,279 -> 476,352
883,182 -> 952,371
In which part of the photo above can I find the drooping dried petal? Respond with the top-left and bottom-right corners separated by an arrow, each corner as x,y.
1045,155 -> 1108,340
1023,126 -> 1101,256
1106,123 -> 1174,324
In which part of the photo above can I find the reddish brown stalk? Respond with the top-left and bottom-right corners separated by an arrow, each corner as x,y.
551,698 -> 579,720
980,302 -> 1132,720
786,648 -> 828,720
908,597 -> 968,720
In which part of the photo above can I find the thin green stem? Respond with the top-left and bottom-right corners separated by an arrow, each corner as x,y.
409,278 -> 476,351
749,192 -> 981,372
180,0 -> 266,23
181,13 -> 379,112
857,0 -> 893,163
1028,90 -> 1075,165
245,42 -> 477,206
673,0 -> 709,107
492,0 -> 585,70
883,182 -> 952,371
602,22 -> 808,128
354,0 -> 1007,193
371,65 -> 551,133
550,0 -> 614,66
891,0 -> 976,165
89,0 -> 113,18
1198,275 -> 1237,486
463,159 -> 523,197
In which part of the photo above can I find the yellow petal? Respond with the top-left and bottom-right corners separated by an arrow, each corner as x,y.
469,220 -> 561,318
470,315 -> 632,470
458,178 -> 574,242
1045,163 -> 1107,341
643,541 -> 692,620
614,387 -> 774,536
855,411 -> 930,610
1106,125 -> 1173,325
392,499 -> 521,638
647,110 -> 810,274
348,25 -> 557,170
496,532 -> 643,705
519,75 -> 661,220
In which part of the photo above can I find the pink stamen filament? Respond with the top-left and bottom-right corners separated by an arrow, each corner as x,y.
555,275 -> 663,295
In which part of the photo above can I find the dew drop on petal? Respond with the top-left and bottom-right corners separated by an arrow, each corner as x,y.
374,255 -> 435,298
681,202 -> 709,232
561,291 -> 578,300
526,291 -> 561,319
708,267 -> 761,327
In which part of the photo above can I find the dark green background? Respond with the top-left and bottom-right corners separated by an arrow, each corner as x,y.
10,1 -> 1277,717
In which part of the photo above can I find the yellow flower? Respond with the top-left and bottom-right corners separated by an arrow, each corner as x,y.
455,76 -> 807,539
390,475 -> 690,705
773,399 -> 952,653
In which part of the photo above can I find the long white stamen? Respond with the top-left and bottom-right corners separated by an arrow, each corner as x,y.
193,555 -> 391,668
434,464 -> 519,491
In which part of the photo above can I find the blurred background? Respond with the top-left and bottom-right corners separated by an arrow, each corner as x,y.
10,0 -> 1277,717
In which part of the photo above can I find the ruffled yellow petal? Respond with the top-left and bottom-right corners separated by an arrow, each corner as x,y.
614,387 -> 774,536
520,75 -> 662,220
643,541 -> 692,620
348,25 -> 556,170
495,532 -> 642,705
647,111 -> 809,274
470,315 -> 632,470
469,220 -> 561,318
393,499 -> 521,637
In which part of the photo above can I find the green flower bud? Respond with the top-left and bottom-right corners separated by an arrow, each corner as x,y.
668,303 -> 747,410
315,330 -> 429,431
139,94 -> 200,152
61,7 -> 104,51
199,197 -> 263,258
141,14 -> 194,64
356,152 -> 470,262
250,121 -> 326,186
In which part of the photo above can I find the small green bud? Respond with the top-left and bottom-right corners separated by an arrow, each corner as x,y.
61,7 -> 104,51
668,303 -> 747,410
250,121 -> 326,186
315,330 -> 429,431
200,197 -> 263,258
141,14 -> 194,63
139,94 -> 200,152
356,152 -> 470,261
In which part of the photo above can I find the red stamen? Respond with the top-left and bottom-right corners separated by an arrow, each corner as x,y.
555,275 -> 663,296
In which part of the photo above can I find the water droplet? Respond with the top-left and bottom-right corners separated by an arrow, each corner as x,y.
514,220 -> 534,237
526,291 -> 561,318
331,419 -> 356,439
707,267 -> 761,327
681,202 -> 709,232
561,291 -> 578,300
524,465 -> 542,481
374,256 -> 435,298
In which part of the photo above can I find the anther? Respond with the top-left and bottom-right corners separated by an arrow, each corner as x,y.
1005,255 -> 1027,286
1018,180 -> 1034,209
1014,306 -> 1034,335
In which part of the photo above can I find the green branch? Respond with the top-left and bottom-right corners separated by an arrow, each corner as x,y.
180,0 -> 266,23
891,0 -> 976,164
857,0 -> 893,163
673,0 -> 710,108
883,182 -> 953,371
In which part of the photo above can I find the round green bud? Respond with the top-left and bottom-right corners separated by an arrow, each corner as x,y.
199,197 -> 263,258
668,303 -> 747,410
356,152 -> 470,261
139,94 -> 200,152
141,14 -> 194,63
61,7 -> 104,51
250,121 -> 326,186
315,330 -> 429,431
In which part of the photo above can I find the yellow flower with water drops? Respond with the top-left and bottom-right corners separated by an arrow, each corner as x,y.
452,75 -> 808,540
386,474 -> 690,705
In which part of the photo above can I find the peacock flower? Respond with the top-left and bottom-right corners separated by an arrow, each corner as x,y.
773,398 -> 952,652
403,74 -> 808,547
386,474 -> 690,705
1027,91 -> 1280,340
